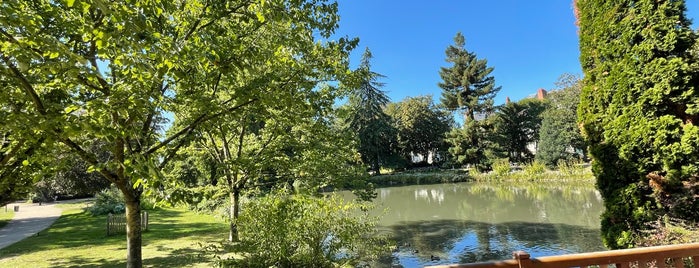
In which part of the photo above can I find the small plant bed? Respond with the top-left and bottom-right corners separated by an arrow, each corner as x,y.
471,159 -> 594,182
0,208 -> 15,229
0,202 -> 228,267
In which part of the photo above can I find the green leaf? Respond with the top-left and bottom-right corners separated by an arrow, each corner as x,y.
67,0 -> 75,8
22,160 -> 29,166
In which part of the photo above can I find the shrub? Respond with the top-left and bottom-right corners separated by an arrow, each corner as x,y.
216,190 -> 389,267
492,158 -> 511,177
636,216 -> 699,247
522,161 -> 546,178
87,187 -> 125,215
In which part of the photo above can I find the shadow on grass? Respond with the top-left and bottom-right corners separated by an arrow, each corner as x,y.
0,206 -> 228,266
51,246 -> 214,268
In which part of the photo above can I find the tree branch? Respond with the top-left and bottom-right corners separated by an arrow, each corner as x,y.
2,56 -> 47,115
145,98 -> 257,155
60,137 -> 119,183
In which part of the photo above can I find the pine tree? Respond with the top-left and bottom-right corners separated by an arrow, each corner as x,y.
439,32 -> 500,169
439,32 -> 500,122
577,0 -> 699,248
346,48 -> 396,175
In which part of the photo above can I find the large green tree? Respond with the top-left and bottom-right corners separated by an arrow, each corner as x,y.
167,92 -> 366,242
384,95 -> 452,166
439,32 -> 500,123
493,98 -> 546,164
0,0 -> 354,266
577,0 -> 699,248
439,32 -> 500,169
345,48 -> 396,174
536,73 -> 586,167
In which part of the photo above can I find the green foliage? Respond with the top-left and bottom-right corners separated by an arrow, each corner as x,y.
492,158 -> 511,177
536,74 -> 585,167
384,95 -> 453,166
88,187 -> 126,216
439,32 -> 500,170
1,0 -> 356,264
439,32 -> 500,122
32,142 -> 112,202
344,48 -> 397,174
493,99 -> 546,163
636,216 -> 699,247
522,161 -> 547,178
577,0 -> 699,248
217,191 -> 388,267
369,170 -> 470,186
557,159 -> 588,177
445,119 -> 496,170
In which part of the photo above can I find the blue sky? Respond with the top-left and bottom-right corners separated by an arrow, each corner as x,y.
334,1 -> 699,105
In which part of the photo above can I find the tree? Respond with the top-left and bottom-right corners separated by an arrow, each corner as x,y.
439,32 -> 500,123
576,0 -> 699,248
0,0 -> 354,266
167,94 -> 367,242
384,95 -> 453,166
493,98 -> 546,163
439,32 -> 500,169
536,74 -> 585,167
345,48 -> 396,174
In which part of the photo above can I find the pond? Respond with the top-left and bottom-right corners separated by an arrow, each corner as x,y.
344,181 -> 606,267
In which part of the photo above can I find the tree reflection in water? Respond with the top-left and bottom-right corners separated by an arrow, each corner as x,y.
350,181 -> 605,267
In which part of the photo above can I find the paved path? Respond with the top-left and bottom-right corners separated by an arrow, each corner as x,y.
0,202 -> 62,250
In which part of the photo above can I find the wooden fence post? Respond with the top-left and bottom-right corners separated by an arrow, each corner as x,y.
513,251 -> 531,268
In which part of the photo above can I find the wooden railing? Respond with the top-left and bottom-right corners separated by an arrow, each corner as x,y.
426,243 -> 699,268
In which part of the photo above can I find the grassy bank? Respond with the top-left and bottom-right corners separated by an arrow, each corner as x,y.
471,160 -> 594,182
0,202 -> 228,267
0,208 -> 14,229
369,169 -> 471,187
370,163 -> 594,186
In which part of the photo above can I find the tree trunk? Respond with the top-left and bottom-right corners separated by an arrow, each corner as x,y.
229,187 -> 240,242
124,192 -> 142,268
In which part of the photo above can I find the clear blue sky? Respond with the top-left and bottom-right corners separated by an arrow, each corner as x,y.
334,1 -> 699,106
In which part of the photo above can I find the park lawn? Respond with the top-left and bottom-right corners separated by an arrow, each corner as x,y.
0,208 -> 14,229
0,202 -> 229,267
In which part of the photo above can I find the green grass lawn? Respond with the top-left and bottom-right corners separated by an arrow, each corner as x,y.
0,207 -> 15,229
0,202 -> 229,267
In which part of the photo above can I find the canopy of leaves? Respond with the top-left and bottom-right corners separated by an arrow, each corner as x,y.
493,98 -> 546,164
384,95 -> 453,166
0,0 -> 356,265
536,74 -> 585,167
577,0 -> 699,249
445,119 -> 497,170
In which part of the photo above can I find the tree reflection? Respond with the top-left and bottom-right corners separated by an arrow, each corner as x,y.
362,181 -> 606,266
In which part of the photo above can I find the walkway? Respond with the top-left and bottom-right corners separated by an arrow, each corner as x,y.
0,202 -> 62,250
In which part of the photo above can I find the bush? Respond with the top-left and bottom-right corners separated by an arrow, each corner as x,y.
492,158 -> 511,177
522,161 -> 546,178
636,216 -> 699,247
87,187 -> 125,215
216,190 -> 389,267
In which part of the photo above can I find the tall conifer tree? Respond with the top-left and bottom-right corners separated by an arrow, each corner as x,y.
439,33 -> 500,169
346,48 -> 395,174
439,32 -> 500,122
577,0 -> 699,248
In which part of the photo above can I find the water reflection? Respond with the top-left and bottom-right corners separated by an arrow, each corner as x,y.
345,181 -> 606,267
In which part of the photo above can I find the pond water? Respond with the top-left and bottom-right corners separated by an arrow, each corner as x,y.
344,181 -> 606,267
